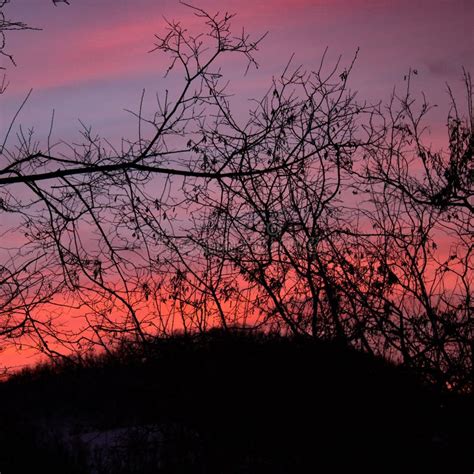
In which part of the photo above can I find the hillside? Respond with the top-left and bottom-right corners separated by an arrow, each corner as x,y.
0,330 -> 472,473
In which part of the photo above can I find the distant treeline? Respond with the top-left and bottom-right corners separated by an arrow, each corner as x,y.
0,329 -> 472,473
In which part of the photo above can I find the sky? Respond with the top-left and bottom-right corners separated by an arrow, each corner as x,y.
1,0 -> 473,148
0,0 -> 473,370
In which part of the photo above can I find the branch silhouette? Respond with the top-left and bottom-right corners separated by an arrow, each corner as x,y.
0,3 -> 472,394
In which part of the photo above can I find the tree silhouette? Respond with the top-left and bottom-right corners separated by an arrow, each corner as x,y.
0,3 -> 472,393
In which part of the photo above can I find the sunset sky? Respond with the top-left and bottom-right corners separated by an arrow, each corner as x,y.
1,7 -> 472,469
2,0 -> 473,148
0,0 -> 472,371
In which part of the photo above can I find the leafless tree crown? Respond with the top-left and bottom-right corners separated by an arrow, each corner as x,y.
0,4 -> 472,392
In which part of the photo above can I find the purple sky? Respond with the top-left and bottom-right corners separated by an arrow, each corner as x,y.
0,0 -> 472,370
1,0 -> 473,149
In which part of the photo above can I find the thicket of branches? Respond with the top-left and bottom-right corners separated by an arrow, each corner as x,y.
0,4 -> 472,392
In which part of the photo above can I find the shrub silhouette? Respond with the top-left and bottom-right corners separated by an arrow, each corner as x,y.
0,329 -> 472,473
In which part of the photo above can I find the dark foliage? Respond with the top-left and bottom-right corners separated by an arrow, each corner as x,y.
0,330 -> 471,473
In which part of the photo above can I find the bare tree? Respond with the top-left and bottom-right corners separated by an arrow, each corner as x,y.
0,3 -> 472,392
0,4 -> 284,356
157,62 -> 472,391
355,71 -> 473,391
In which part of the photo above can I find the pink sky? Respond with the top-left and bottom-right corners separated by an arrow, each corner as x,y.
0,0 -> 472,370
1,0 -> 473,147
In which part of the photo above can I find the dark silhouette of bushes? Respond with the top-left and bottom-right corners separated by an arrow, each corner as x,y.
0,329 -> 472,472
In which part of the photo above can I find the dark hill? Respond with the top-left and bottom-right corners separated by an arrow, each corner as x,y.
0,329 -> 471,473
